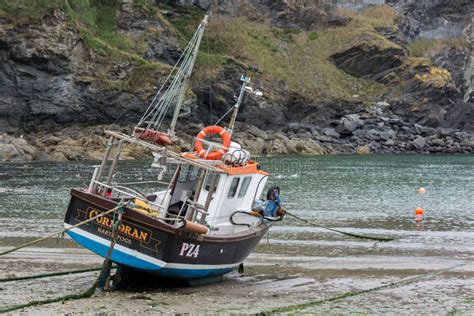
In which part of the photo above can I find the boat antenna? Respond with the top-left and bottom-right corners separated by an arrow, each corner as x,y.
227,75 -> 250,136
134,15 -> 209,137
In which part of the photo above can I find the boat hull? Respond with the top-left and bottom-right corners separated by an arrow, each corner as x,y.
64,189 -> 271,279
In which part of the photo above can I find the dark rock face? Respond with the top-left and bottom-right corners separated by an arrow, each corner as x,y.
0,5 -> 189,135
0,11 -> 146,133
389,0 -> 473,41
331,43 -> 405,81
119,1 -> 182,64
382,0 -> 474,132
0,1 -> 473,161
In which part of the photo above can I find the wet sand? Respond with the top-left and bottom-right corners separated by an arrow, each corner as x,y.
1,236 -> 473,314
1,157 -> 474,313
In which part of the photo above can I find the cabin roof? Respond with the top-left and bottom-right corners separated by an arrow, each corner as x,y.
105,130 -> 268,176
105,130 -> 225,173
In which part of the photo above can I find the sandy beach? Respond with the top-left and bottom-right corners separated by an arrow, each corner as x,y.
1,233 -> 473,314
2,156 -> 474,314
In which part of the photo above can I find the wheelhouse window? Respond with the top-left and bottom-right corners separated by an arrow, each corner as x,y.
189,166 -> 200,182
204,174 -> 220,193
238,176 -> 252,198
178,165 -> 191,183
227,177 -> 240,198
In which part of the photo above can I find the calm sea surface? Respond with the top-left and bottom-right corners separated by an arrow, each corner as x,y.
1,155 -> 473,256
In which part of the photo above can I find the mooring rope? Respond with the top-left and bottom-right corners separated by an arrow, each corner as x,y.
0,203 -> 125,256
259,259 -> 472,315
286,212 -> 394,242
0,267 -> 102,283
0,204 -> 125,314
99,206 -> 124,290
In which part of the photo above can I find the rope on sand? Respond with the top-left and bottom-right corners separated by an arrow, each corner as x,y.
0,274 -> 102,314
0,267 -> 102,283
0,204 -> 125,314
259,260 -> 471,315
287,212 -> 394,242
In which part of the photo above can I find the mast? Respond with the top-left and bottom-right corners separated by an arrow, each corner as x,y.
228,75 -> 250,135
168,15 -> 209,136
134,15 -> 209,138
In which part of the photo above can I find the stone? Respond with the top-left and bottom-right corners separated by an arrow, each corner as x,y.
314,135 -> 334,143
355,146 -> 371,155
387,118 -> 402,125
414,124 -> 429,135
429,138 -> 445,147
47,151 -> 68,161
330,43 -> 405,81
385,139 -> 395,146
39,135 -> 60,146
322,128 -> 340,138
246,125 -> 269,140
286,139 -> 324,155
379,129 -> 396,141
460,139 -> 474,148
365,129 -> 381,141
376,101 -> 390,107
436,128 -> 454,137
335,114 -> 363,135
0,143 -> 21,161
411,136 -> 426,150
353,129 -> 366,138
0,134 -> 36,161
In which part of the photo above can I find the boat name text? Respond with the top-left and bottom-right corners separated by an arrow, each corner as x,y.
88,209 -> 151,243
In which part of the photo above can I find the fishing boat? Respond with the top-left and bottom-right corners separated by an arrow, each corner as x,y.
63,15 -> 285,282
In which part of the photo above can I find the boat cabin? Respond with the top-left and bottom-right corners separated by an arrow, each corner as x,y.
88,130 -> 269,235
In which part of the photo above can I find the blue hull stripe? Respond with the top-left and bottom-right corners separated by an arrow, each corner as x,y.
67,229 -> 236,279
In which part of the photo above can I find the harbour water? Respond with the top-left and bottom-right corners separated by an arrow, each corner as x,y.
1,155 -> 473,313
2,155 -> 473,238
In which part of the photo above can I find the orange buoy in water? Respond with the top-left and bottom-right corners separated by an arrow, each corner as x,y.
415,207 -> 424,216
419,187 -> 426,194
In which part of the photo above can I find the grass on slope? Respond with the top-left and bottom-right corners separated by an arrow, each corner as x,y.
407,37 -> 469,57
0,2 -> 405,101
179,5 -> 402,100
0,0 -> 62,24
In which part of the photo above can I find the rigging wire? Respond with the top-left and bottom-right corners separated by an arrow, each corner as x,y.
206,28 -> 213,126
136,21 -> 206,132
213,104 -> 236,126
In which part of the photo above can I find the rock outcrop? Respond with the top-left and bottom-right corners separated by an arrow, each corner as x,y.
0,0 -> 473,161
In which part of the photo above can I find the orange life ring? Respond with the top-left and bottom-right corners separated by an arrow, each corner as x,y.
195,125 -> 231,160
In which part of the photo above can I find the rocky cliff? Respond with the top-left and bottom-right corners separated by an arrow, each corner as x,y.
0,0 -> 473,161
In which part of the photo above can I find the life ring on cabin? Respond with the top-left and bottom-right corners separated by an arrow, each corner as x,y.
194,125 -> 231,160
133,128 -> 172,146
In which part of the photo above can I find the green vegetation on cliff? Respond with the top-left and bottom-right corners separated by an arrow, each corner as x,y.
194,5 -> 401,100
0,1 -> 406,101
0,0 -> 62,24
